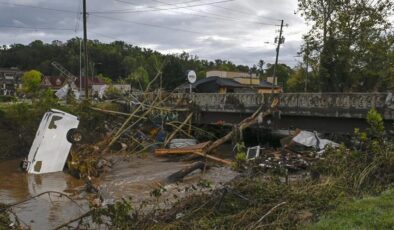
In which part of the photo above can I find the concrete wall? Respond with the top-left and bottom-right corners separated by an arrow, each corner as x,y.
127,92 -> 394,120
187,93 -> 394,120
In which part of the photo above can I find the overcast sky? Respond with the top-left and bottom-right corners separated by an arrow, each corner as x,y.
0,0 -> 308,67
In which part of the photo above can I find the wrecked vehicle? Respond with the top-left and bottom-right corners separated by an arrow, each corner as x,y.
23,109 -> 81,174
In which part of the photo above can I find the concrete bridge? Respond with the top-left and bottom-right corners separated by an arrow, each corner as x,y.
126,93 -> 394,134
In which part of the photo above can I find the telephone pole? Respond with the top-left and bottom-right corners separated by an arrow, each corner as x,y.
272,19 -> 284,93
304,42 -> 309,92
83,0 -> 89,99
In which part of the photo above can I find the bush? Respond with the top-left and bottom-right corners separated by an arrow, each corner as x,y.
0,95 -> 16,102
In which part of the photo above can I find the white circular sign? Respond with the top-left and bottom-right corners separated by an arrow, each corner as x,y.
187,70 -> 197,84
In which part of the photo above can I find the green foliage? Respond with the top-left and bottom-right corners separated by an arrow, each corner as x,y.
287,65 -> 320,92
233,142 -> 247,170
21,69 -> 42,96
264,63 -> 293,90
310,188 -> 394,229
315,109 -> 394,195
35,89 -> 59,111
0,95 -> 16,102
126,66 -> 149,90
367,108 -> 385,138
0,103 -> 42,159
105,85 -> 122,99
97,73 -> 112,84
0,38 -> 256,91
298,0 -> 394,92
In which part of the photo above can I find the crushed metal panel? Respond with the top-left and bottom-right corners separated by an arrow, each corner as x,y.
292,131 -> 339,150
26,109 -> 80,174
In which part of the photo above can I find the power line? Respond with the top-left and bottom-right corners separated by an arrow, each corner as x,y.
0,25 -> 74,31
90,31 -> 119,40
0,1 -> 76,14
91,14 -> 205,34
150,0 -> 276,26
174,0 -> 281,22
74,1 -> 82,32
90,0 -> 235,14
209,5 -> 281,22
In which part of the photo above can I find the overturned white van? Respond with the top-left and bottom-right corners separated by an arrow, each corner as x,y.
24,109 -> 81,174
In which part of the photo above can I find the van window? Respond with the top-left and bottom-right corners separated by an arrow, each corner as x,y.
48,116 -> 63,129
34,161 -> 42,172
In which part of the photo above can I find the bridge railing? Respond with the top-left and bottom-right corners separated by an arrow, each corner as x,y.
127,92 -> 393,119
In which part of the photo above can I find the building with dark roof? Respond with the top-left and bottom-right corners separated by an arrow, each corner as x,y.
175,76 -> 282,94
257,80 -> 282,94
0,67 -> 23,96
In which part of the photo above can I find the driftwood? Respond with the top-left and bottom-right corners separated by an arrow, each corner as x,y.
205,98 -> 280,154
90,107 -> 147,119
165,123 -> 194,139
105,71 -> 163,151
155,141 -> 231,165
166,161 -> 206,183
193,151 -> 233,165
155,141 -> 211,156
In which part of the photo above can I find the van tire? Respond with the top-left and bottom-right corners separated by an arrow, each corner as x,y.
67,129 -> 82,143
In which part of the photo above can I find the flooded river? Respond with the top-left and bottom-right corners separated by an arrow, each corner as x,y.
0,159 -> 86,229
0,153 -> 238,229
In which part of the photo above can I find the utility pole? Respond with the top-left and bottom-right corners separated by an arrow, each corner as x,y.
83,0 -> 89,99
272,19 -> 284,93
304,41 -> 309,92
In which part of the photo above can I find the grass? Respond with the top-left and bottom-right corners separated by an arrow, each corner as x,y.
309,188 -> 394,229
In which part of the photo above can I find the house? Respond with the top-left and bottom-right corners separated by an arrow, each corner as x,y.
42,76 -> 105,97
175,76 -> 257,94
41,76 -> 67,90
0,67 -> 23,96
206,70 -> 260,86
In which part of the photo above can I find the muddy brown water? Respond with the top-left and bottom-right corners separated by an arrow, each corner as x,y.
0,159 -> 87,229
0,153 -> 238,229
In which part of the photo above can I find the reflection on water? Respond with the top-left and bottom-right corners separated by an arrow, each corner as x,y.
0,159 -> 86,229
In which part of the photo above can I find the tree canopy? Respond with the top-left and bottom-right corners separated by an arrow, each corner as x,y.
0,38 -> 254,90
295,0 -> 394,92
21,70 -> 42,96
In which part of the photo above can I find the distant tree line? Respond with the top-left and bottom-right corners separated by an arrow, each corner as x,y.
0,39 -> 267,91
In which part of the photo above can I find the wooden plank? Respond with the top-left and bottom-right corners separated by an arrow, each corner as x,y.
193,151 -> 233,165
155,141 -> 211,156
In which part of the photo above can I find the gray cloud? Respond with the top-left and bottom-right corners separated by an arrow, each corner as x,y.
0,0 -> 307,67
